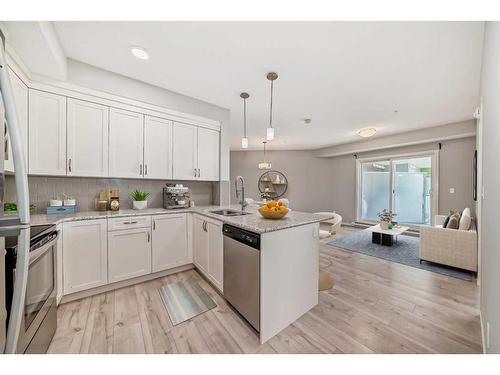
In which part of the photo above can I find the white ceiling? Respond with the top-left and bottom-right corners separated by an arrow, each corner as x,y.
49,22 -> 484,150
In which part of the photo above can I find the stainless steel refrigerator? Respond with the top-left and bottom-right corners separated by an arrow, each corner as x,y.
0,28 -> 31,354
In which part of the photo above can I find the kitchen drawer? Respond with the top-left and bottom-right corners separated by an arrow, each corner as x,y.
108,215 -> 151,231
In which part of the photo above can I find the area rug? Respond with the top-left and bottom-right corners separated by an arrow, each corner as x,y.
327,230 -> 472,281
159,277 -> 217,325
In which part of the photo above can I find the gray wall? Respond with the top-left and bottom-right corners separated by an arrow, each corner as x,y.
4,176 -> 215,214
230,150 -> 335,213
479,21 -> 500,354
230,136 -> 476,222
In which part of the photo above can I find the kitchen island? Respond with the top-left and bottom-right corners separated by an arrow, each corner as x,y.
29,206 -> 333,344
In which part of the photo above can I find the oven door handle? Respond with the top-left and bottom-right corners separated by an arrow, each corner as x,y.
29,232 -> 59,264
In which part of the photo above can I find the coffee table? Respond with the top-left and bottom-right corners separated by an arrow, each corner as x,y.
366,224 -> 410,246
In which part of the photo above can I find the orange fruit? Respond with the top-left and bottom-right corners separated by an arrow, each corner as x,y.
266,200 -> 277,208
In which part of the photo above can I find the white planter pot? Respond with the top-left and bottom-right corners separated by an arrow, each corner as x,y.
133,200 -> 147,210
379,221 -> 389,230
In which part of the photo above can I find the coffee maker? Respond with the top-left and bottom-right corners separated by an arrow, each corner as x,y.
163,185 -> 190,209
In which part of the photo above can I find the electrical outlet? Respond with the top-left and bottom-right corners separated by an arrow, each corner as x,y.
449,188 -> 455,194
486,322 -> 491,349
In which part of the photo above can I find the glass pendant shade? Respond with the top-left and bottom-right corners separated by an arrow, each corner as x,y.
241,137 -> 249,149
258,141 -> 271,169
240,92 -> 250,149
266,127 -> 275,141
258,162 -> 272,170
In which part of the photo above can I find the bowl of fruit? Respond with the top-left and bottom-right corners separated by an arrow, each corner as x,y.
258,200 -> 289,219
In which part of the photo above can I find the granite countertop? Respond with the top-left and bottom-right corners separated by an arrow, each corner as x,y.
28,205 -> 334,234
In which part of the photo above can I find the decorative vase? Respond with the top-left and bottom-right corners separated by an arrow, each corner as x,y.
133,200 -> 147,210
380,220 -> 389,230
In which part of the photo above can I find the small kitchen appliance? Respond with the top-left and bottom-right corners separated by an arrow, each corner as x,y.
163,185 -> 190,209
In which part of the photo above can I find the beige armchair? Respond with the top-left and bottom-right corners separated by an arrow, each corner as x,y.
315,212 -> 343,239
419,215 -> 478,273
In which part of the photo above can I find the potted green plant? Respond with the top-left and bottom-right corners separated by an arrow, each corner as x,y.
377,209 -> 397,230
131,190 -> 150,210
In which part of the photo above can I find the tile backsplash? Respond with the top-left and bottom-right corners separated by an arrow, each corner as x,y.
4,176 -> 216,214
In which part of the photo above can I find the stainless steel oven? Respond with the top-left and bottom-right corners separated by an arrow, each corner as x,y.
5,225 -> 58,353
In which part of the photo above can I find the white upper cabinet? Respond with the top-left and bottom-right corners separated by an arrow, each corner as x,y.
197,127 -> 220,181
172,122 -> 198,180
109,108 -> 144,178
29,89 -> 67,175
67,98 -> 109,177
143,115 -> 173,179
172,122 -> 220,181
4,68 -> 28,173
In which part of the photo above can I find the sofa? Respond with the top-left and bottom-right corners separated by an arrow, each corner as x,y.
419,214 -> 478,273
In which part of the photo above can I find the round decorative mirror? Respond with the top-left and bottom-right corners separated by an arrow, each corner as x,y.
258,170 -> 288,199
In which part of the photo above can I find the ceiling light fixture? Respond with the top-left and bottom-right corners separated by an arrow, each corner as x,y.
266,72 -> 278,141
130,46 -> 149,60
356,127 -> 377,138
240,92 -> 249,149
258,141 -> 272,169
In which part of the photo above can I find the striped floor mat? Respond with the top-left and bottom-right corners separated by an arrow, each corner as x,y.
159,277 -> 217,325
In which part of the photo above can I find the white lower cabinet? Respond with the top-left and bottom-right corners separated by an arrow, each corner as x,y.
108,227 -> 152,283
152,213 -> 190,272
193,215 -> 209,274
62,219 -> 108,295
193,214 -> 223,292
207,220 -> 224,291
56,223 -> 63,305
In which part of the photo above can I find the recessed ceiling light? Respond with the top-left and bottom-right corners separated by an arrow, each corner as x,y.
130,46 -> 149,60
357,127 -> 377,138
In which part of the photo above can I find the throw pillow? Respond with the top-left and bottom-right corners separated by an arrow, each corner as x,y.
442,215 -> 451,228
446,212 -> 461,229
459,207 -> 472,230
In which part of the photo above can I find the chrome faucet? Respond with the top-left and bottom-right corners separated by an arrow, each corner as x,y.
235,175 -> 247,211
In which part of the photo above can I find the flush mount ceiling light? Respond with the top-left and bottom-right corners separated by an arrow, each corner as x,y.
258,141 -> 272,169
240,92 -> 249,149
356,127 -> 377,138
130,46 -> 149,60
266,72 -> 278,141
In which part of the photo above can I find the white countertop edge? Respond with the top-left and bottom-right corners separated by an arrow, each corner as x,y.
27,206 -> 335,234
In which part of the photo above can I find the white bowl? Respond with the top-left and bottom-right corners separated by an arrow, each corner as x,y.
49,199 -> 63,207
64,199 -> 76,206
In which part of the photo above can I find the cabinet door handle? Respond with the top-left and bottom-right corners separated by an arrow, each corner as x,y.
140,164 -> 143,175
194,168 -> 197,177
68,158 -> 72,172
153,220 -> 156,230
145,164 -> 148,175
197,168 -> 200,178
148,231 -> 150,242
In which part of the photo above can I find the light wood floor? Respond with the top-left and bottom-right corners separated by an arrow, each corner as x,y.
48,230 -> 482,354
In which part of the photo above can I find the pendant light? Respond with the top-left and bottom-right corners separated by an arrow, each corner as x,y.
240,92 -> 249,149
258,141 -> 272,169
266,72 -> 278,141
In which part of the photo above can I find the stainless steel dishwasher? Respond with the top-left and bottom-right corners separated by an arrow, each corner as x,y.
222,224 -> 260,332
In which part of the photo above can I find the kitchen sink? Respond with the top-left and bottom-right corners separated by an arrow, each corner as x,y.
209,209 -> 251,216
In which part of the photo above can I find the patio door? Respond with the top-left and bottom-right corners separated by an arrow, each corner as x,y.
357,152 -> 437,226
